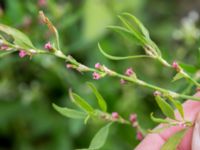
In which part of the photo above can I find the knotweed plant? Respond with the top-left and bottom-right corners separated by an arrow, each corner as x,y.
1,11 -> 200,149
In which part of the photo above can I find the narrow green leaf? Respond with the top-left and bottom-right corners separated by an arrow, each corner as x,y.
168,97 -> 184,119
52,103 -> 86,119
0,24 -> 35,49
161,129 -> 187,150
108,26 -> 145,46
69,90 -> 94,114
150,113 -> 171,124
0,50 -> 17,58
89,123 -> 112,149
118,15 -> 147,42
122,13 -> 150,39
84,115 -> 90,124
155,96 -> 175,119
179,62 -> 197,74
98,43 -> 150,60
172,72 -> 184,82
87,82 -> 107,112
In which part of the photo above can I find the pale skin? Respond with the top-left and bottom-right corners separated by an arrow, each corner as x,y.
135,92 -> 200,150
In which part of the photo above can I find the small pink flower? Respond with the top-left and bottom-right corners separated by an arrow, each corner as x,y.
44,42 -> 52,50
19,50 -> 27,58
120,79 -> 126,84
95,62 -> 101,69
129,113 -> 137,123
125,67 -> 134,76
172,61 -> 180,72
93,72 -> 101,80
136,131 -> 143,141
172,61 -> 178,68
112,112 -> 119,120
153,91 -> 161,96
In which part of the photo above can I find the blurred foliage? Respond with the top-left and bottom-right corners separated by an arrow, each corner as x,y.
0,0 -> 200,149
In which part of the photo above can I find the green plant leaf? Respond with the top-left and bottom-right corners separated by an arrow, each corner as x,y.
108,25 -> 145,46
52,103 -> 86,119
98,43 -> 150,60
69,90 -> 94,114
150,113 -> 171,124
161,129 -> 187,150
87,82 -> 107,112
155,96 -> 175,120
0,24 -> 35,49
122,13 -> 150,39
179,62 -> 197,74
168,97 -> 184,119
172,72 -> 184,82
89,123 -> 112,149
0,50 -> 17,58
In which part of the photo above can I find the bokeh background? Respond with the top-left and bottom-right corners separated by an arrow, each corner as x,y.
0,0 -> 200,149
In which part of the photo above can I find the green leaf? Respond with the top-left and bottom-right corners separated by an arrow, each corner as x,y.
87,82 -> 107,112
52,103 -> 86,119
155,96 -> 175,119
121,13 -> 150,40
172,72 -> 184,82
168,97 -> 184,119
179,63 -> 197,74
161,129 -> 187,150
0,50 -> 17,58
69,90 -> 94,114
98,43 -> 150,60
0,24 -> 35,49
108,25 -> 145,46
89,123 -> 112,149
150,113 -> 171,124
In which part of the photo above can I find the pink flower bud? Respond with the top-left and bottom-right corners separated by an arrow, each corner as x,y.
66,64 -> 73,69
153,91 -> 161,96
93,72 -> 101,80
95,62 -> 101,69
120,79 -> 126,84
129,113 -> 137,123
125,67 -> 134,76
38,0 -> 47,7
19,50 -> 27,58
44,42 -> 52,50
172,61 -> 178,69
112,112 -> 119,120
136,131 -> 143,141
172,61 -> 181,72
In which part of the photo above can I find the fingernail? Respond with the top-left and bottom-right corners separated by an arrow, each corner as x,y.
192,112 -> 200,150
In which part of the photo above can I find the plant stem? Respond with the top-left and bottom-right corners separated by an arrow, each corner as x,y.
36,50 -> 200,101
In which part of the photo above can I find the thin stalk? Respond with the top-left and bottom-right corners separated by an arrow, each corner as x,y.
36,50 -> 200,101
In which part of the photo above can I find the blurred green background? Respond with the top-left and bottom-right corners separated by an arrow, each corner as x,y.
0,0 -> 200,149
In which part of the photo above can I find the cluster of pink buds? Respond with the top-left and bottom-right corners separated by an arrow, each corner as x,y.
136,131 -> 143,141
125,67 -> 134,76
44,42 -> 53,51
172,61 -> 181,72
93,72 -> 101,80
129,113 -> 143,140
19,50 -> 28,58
112,112 -> 119,120
129,113 -> 137,127
95,62 -> 102,69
